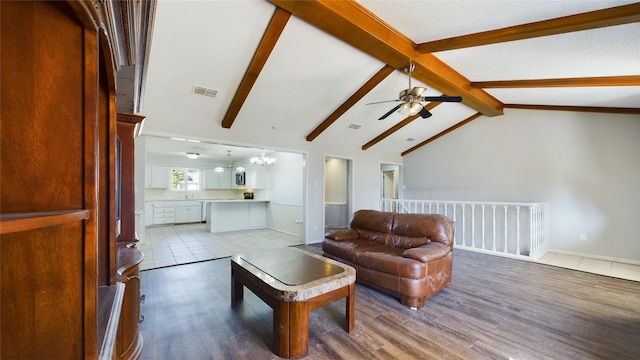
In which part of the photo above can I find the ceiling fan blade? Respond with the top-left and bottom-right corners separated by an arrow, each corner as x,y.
419,106 -> 432,119
421,96 -> 463,102
366,99 -> 401,105
378,104 -> 402,120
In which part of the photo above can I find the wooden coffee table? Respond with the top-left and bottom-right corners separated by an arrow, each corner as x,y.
231,248 -> 356,358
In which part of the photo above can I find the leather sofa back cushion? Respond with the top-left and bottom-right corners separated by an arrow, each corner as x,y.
393,213 -> 454,246
351,209 -> 395,234
358,230 -> 429,249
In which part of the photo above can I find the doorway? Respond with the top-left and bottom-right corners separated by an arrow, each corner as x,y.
324,157 -> 351,232
380,163 -> 401,212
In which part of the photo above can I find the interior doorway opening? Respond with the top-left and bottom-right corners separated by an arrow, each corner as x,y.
324,157 -> 352,233
381,163 -> 401,212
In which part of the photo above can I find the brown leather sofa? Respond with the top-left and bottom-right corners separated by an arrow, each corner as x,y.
322,209 -> 454,308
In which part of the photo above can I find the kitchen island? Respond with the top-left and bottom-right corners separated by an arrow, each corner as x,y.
202,200 -> 269,233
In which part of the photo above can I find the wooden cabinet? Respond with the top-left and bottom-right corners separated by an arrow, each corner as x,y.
1,1 -> 153,359
116,243 -> 144,360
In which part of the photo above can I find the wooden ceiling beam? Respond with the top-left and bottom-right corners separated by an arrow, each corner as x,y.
415,3 -> 640,53
362,101 -> 443,150
221,8 -> 290,129
307,64 -> 395,141
472,75 -> 640,88
402,113 -> 483,156
504,104 -> 640,115
269,0 -> 503,117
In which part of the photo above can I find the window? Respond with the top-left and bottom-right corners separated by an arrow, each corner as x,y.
171,167 -> 200,191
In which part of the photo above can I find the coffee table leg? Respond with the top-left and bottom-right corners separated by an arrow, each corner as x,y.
273,302 -> 290,357
231,272 -> 243,305
346,283 -> 355,333
288,301 -> 309,358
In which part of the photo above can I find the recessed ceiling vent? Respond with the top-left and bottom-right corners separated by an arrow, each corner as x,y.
348,123 -> 362,130
193,85 -> 218,98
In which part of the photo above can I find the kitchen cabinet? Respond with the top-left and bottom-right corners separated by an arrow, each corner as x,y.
152,201 -> 176,224
249,202 -> 267,227
145,165 -> 171,189
175,201 -> 202,223
204,200 -> 268,232
244,165 -> 266,189
144,202 -> 154,227
203,168 -> 233,189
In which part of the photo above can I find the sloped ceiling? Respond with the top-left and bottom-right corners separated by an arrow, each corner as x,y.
138,0 -> 639,159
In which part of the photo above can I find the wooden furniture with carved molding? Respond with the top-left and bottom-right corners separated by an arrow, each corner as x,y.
0,1 -> 154,359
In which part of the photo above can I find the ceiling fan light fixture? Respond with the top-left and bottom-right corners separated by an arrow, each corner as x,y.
186,152 -> 199,159
409,101 -> 423,116
398,102 -> 411,115
409,87 -> 426,97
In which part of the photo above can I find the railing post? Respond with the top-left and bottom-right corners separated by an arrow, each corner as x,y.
481,204 -> 486,250
516,205 -> 521,256
503,205 -> 508,254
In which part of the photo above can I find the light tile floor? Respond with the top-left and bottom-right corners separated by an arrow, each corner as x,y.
138,223 -> 303,270
538,251 -> 640,282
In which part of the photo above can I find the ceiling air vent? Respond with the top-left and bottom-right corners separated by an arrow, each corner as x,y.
193,85 -> 218,98
348,123 -> 362,130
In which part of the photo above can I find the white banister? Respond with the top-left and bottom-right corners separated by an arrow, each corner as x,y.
379,199 -> 549,261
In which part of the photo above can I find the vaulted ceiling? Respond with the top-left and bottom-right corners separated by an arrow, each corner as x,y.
138,0 -> 640,159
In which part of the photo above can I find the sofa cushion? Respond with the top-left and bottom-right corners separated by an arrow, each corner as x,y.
322,238 -> 390,264
351,209 -> 394,234
393,213 -> 454,246
402,242 -> 451,262
357,229 -> 429,249
325,228 -> 358,241
356,249 -> 426,279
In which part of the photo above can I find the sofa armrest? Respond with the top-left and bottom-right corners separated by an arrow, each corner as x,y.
402,242 -> 450,262
325,228 -> 359,241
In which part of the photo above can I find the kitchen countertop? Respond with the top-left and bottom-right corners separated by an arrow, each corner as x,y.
146,199 -> 268,203
200,199 -> 269,203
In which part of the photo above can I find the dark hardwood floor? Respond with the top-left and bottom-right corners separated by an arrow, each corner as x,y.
138,244 -> 640,359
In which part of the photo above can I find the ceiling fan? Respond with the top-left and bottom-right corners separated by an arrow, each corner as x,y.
368,63 -> 463,120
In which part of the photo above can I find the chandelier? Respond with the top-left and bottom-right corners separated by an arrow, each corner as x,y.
250,153 -> 275,166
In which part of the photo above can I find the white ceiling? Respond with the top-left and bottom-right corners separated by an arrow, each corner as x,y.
139,0 -> 640,158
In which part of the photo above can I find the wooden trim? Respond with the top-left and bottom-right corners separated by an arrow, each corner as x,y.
269,0 -> 503,117
0,210 -> 91,234
401,113 -> 482,156
504,104 -> 640,115
416,3 -> 640,53
117,112 -> 146,136
471,75 -> 640,88
221,8 -> 291,128
306,65 -> 395,141
362,101 -> 443,150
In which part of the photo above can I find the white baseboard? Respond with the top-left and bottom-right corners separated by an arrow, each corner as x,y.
548,248 -> 640,266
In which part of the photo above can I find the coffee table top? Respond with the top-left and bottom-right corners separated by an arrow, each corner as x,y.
231,248 -> 355,302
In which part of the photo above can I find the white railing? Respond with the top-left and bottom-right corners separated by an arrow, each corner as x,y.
380,199 -> 549,261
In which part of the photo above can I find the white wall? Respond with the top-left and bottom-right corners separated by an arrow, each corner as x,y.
140,121 -> 402,244
403,109 -> 640,263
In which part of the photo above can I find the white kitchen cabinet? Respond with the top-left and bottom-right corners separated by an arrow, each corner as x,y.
144,202 -> 154,227
203,168 -> 233,189
152,201 -> 176,224
249,202 -> 267,227
145,165 -> 171,189
244,165 -> 265,189
205,200 -> 268,232
175,201 -> 202,223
